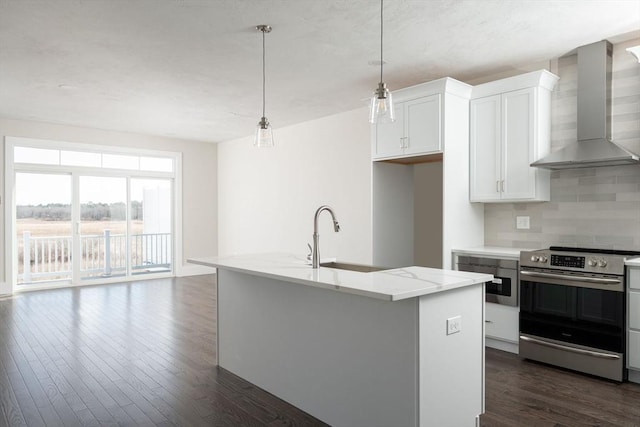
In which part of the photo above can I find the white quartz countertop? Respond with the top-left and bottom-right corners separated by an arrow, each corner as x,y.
452,246 -> 539,260
627,257 -> 640,267
188,253 -> 492,302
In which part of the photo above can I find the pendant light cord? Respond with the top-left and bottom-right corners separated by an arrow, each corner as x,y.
380,0 -> 384,84
262,28 -> 266,118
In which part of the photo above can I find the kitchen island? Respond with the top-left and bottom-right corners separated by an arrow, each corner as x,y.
188,253 -> 491,427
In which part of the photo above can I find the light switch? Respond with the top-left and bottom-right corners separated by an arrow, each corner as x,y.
516,216 -> 530,230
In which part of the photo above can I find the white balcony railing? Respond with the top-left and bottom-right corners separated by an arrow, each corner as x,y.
19,230 -> 171,283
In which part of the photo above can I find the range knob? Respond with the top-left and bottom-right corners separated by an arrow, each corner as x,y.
530,255 -> 540,262
588,259 -> 598,267
598,259 -> 608,268
539,256 -> 548,263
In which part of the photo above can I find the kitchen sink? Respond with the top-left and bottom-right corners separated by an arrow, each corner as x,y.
319,261 -> 387,273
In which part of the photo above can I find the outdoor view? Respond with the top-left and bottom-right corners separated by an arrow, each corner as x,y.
16,172 -> 171,285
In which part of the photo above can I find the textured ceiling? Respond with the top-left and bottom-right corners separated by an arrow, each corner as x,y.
1,0 -> 639,143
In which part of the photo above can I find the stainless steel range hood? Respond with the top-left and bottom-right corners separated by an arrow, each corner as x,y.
531,41 -> 640,170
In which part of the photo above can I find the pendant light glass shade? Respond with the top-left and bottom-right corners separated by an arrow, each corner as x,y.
254,25 -> 274,148
369,0 -> 395,124
369,82 -> 394,123
255,116 -> 274,148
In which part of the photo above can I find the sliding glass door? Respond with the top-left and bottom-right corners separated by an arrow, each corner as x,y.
130,178 -> 172,276
16,174 -> 174,286
15,172 -> 72,284
8,139 -> 179,290
78,176 -> 128,281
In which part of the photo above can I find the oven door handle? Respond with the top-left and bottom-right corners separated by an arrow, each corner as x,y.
520,335 -> 620,360
520,270 -> 621,285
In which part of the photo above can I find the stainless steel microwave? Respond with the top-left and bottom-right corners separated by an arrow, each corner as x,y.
457,255 -> 518,306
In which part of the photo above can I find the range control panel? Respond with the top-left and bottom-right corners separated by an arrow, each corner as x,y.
520,249 -> 626,275
550,254 -> 585,269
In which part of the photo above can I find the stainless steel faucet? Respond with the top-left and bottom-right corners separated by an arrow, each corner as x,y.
312,205 -> 340,268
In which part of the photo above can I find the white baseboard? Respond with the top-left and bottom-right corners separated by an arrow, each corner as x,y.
0,282 -> 11,296
486,337 -> 519,354
177,264 -> 216,277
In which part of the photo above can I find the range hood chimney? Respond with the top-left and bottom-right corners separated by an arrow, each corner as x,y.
531,40 -> 639,170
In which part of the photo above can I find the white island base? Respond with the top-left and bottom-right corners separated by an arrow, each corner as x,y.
191,255 -> 488,427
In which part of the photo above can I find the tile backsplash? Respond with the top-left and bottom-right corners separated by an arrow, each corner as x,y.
484,41 -> 640,251
484,166 -> 640,250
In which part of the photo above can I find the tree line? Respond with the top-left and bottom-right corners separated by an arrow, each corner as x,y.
17,202 -> 143,221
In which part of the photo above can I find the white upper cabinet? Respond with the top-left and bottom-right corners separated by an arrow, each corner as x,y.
404,95 -> 441,155
469,95 -> 502,201
372,78 -> 469,162
470,70 -> 559,202
374,103 -> 405,158
373,94 -> 441,160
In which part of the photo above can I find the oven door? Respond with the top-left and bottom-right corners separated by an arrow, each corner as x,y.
519,269 -> 625,353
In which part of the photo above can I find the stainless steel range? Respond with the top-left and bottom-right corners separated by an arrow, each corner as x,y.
519,246 -> 640,381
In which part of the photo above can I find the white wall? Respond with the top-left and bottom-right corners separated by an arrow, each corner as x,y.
218,108 -> 372,264
0,117 -> 218,285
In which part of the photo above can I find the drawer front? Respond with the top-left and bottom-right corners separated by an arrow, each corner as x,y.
630,291 -> 640,330
485,303 -> 519,343
629,330 -> 640,370
630,268 -> 640,290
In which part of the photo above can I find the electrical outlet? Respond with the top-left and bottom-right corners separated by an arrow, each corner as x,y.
447,315 -> 462,335
516,216 -> 530,230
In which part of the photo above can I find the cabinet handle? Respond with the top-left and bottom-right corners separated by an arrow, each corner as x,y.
496,181 -> 500,193
405,137 -> 409,148
501,180 -> 505,192
399,137 -> 404,149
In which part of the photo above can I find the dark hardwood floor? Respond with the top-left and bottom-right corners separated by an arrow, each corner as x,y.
0,275 -> 638,426
0,275 -> 324,426
482,347 -> 640,427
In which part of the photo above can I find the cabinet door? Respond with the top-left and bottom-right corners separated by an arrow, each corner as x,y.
372,103 -> 405,159
502,88 -> 536,200
404,94 -> 441,155
630,291 -> 640,330
469,95 -> 501,202
630,330 -> 640,369
630,268 -> 640,290
485,302 -> 519,342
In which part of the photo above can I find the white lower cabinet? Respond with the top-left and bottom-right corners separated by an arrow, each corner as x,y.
630,291 -> 640,330
628,266 -> 640,383
630,331 -> 640,370
485,302 -> 519,354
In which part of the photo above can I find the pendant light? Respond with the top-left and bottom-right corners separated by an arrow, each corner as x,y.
255,25 -> 274,147
369,0 -> 395,124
